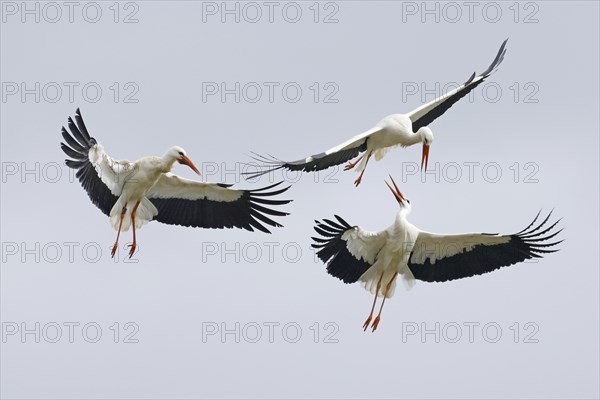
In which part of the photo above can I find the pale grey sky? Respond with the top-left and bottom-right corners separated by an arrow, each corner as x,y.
1,1 -> 599,399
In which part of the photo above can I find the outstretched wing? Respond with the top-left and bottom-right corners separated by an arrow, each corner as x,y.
244,127 -> 382,179
409,38 -> 508,132
408,211 -> 562,283
146,174 -> 291,233
60,108 -> 135,216
312,215 -> 387,283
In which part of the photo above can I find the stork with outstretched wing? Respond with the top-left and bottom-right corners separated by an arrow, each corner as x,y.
248,39 -> 508,186
312,176 -> 562,331
61,109 -> 292,258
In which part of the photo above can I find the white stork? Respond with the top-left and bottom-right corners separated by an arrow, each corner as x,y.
61,109 -> 292,258
312,176 -> 562,332
248,39 -> 508,186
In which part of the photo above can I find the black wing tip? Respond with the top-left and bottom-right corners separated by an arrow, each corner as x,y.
515,210 -> 563,254
464,71 -> 476,85
62,109 -> 94,149
245,144 -> 368,179
248,151 -> 281,162
262,181 -> 291,191
333,215 -> 351,227
312,217 -> 370,284
313,215 -> 352,237
248,211 -> 285,233
65,159 -> 85,169
242,152 -> 286,179
241,165 -> 284,180
247,181 -> 293,198
60,142 -> 85,160
481,38 -> 509,77
245,181 -> 292,231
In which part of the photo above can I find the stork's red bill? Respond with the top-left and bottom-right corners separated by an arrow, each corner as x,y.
246,38 -> 508,186
61,109 -> 292,258
312,176 -> 562,332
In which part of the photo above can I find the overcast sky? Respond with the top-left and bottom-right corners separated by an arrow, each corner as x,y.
1,1 -> 599,399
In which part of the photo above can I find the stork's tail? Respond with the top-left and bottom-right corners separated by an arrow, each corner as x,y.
109,197 -> 158,232
359,265 -> 415,298
354,150 -> 372,173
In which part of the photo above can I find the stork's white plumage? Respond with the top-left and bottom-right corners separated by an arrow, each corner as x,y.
61,109 -> 291,258
248,39 -> 508,186
312,176 -> 562,332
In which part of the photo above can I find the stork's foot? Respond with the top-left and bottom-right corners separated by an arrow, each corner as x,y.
362,316 -> 372,332
345,155 -> 364,171
354,169 -> 366,187
344,161 -> 357,171
111,243 -> 118,258
127,242 -> 137,258
371,316 -> 381,332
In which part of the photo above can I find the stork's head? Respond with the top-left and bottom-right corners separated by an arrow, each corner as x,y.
166,146 -> 201,175
385,175 -> 411,214
417,127 -> 434,171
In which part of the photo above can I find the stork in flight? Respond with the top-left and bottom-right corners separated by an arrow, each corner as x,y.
247,39 -> 508,186
312,176 -> 561,332
61,109 -> 292,258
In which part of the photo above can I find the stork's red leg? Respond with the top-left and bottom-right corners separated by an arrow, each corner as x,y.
127,201 -> 141,259
363,271 -> 385,331
371,273 -> 398,332
111,207 -> 127,258
354,153 -> 372,187
344,154 -> 364,171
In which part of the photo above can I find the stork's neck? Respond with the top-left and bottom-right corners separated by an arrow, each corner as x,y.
160,153 -> 178,173
387,209 -> 410,235
395,209 -> 410,224
407,130 -> 425,146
